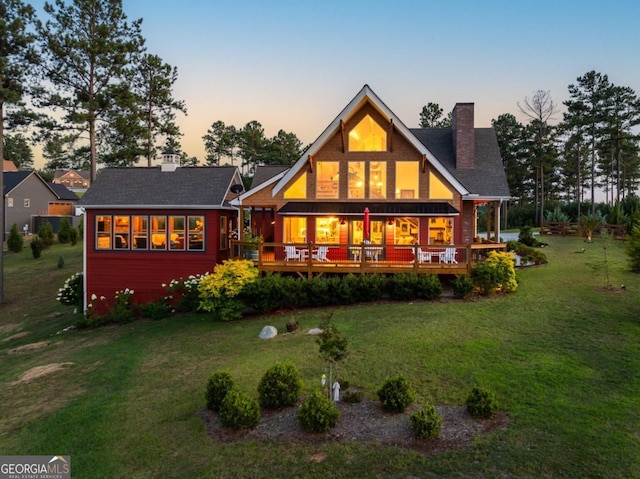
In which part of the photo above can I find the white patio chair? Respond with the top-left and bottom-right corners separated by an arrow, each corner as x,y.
284,245 -> 301,261
312,246 -> 330,261
415,248 -> 431,263
439,247 -> 458,264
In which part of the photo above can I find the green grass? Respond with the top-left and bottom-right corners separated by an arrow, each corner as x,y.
1,237 -> 639,478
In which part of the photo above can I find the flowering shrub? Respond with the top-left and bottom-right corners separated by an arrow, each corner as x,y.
199,259 -> 258,321
57,272 -> 83,311
163,274 -> 206,312
79,289 -> 135,328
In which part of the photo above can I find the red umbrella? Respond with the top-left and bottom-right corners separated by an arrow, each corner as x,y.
363,207 -> 370,241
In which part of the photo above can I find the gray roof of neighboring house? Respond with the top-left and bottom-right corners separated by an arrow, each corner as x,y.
251,165 -> 289,189
2,171 -> 33,196
410,128 -> 511,198
48,182 -> 79,201
77,166 -> 240,207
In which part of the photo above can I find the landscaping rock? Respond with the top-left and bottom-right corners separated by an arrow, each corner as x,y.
307,328 -> 323,335
259,326 -> 278,339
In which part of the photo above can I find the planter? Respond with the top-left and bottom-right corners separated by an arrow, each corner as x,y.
286,322 -> 299,333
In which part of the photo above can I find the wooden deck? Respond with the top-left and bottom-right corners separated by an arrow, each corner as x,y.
232,242 -> 506,278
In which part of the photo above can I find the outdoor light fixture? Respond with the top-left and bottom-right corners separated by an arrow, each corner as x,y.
387,218 -> 393,226
340,218 -> 346,225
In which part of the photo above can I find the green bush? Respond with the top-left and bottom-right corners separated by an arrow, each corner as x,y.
452,274 -> 475,299
471,261 -> 501,295
218,389 -> 260,430
140,297 -> 173,320
466,386 -> 498,418
297,390 -> 340,433
416,274 -> 442,300
626,225 -> 640,272
205,371 -> 236,412
342,389 -> 364,403
69,227 -> 79,246
518,226 -> 538,247
377,376 -> 415,412
410,404 -> 442,439
515,244 -> 548,265
106,289 -> 136,324
388,273 -> 419,301
57,217 -> 73,243
30,236 -> 44,258
258,362 -> 302,409
484,251 -> 518,293
38,220 -> 55,248
7,223 -> 24,253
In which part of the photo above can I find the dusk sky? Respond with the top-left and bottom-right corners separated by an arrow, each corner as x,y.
30,0 -> 640,166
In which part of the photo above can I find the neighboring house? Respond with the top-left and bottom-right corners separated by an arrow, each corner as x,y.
2,170 -> 77,237
3,160 -> 18,172
76,154 -> 245,308
53,169 -> 91,191
238,85 -> 510,264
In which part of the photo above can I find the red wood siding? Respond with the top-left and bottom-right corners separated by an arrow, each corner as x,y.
85,209 -> 232,306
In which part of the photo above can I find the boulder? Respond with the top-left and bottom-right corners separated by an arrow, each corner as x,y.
307,328 -> 324,335
259,326 -> 278,339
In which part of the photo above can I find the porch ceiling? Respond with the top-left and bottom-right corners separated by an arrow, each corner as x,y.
277,202 -> 459,216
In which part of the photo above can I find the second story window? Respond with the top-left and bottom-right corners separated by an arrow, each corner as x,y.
349,114 -> 387,151
395,161 -> 419,199
316,162 -> 339,199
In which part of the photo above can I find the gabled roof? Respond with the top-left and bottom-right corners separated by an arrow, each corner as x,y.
251,165 -> 290,189
48,182 -> 80,201
77,166 -> 243,208
3,171 -> 33,196
410,128 -> 511,199
272,85 -> 469,196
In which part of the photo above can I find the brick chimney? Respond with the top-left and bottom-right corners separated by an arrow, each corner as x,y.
452,103 -> 475,169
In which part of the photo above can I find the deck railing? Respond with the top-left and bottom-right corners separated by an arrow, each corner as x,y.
231,241 -> 506,277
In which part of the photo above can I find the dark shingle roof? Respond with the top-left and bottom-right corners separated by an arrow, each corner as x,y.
410,128 -> 511,198
251,165 -> 289,189
48,182 -> 79,201
77,166 -> 239,207
3,171 -> 34,196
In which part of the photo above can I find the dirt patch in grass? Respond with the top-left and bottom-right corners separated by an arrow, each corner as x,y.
0,323 -> 22,334
2,331 -> 31,343
8,341 -> 50,354
201,397 -> 508,455
15,362 -> 75,383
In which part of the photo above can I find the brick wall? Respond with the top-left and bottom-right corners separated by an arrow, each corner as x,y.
452,103 -> 475,170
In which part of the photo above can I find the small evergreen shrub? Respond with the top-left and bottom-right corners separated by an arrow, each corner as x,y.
626,225 -> 640,272
515,244 -> 548,265
466,386 -> 498,418
471,261 -> 500,295
342,389 -> 364,403
30,236 -> 44,258
218,389 -> 260,430
377,376 -> 415,412
69,227 -> 79,246
7,223 -> 24,253
452,274 -> 475,299
297,390 -> 340,433
205,371 -> 236,412
506,240 -> 519,252
518,226 -> 538,247
140,297 -> 173,320
38,220 -> 55,248
388,273 -> 419,301
258,362 -> 302,409
416,274 -> 442,300
57,255 -> 65,269
410,404 -> 442,439
57,217 -> 73,243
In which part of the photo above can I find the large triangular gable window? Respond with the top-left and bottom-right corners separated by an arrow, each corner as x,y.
349,115 -> 387,151
429,172 -> 453,199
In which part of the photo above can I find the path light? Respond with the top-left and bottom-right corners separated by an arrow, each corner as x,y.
321,373 -> 326,387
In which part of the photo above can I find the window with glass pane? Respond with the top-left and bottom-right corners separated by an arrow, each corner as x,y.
283,217 -> 307,243
395,162 -> 419,199
428,217 -> 453,245
132,216 -> 148,249
348,162 -> 365,198
429,172 -> 453,199
348,115 -> 387,151
96,215 -> 112,249
394,217 -> 419,245
151,216 -> 167,249
370,161 -> 386,198
316,162 -> 339,199
284,173 -> 307,199
114,216 -> 130,249
315,217 -> 339,244
220,216 -> 227,250
188,216 -> 204,250
169,216 -> 185,250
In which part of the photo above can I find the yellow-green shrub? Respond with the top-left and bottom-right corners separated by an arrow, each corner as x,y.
198,259 -> 259,320
484,250 -> 518,293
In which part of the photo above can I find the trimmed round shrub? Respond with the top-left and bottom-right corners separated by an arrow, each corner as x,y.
218,389 -> 260,430
297,390 -> 340,433
410,404 -> 442,439
452,274 -> 475,299
466,386 -> 498,418
377,375 -> 415,412
342,389 -> 364,403
205,371 -> 236,412
258,362 -> 302,409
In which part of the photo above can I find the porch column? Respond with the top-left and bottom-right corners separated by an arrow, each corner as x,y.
493,201 -> 501,242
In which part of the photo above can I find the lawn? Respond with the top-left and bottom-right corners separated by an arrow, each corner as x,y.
1,236 -> 639,478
